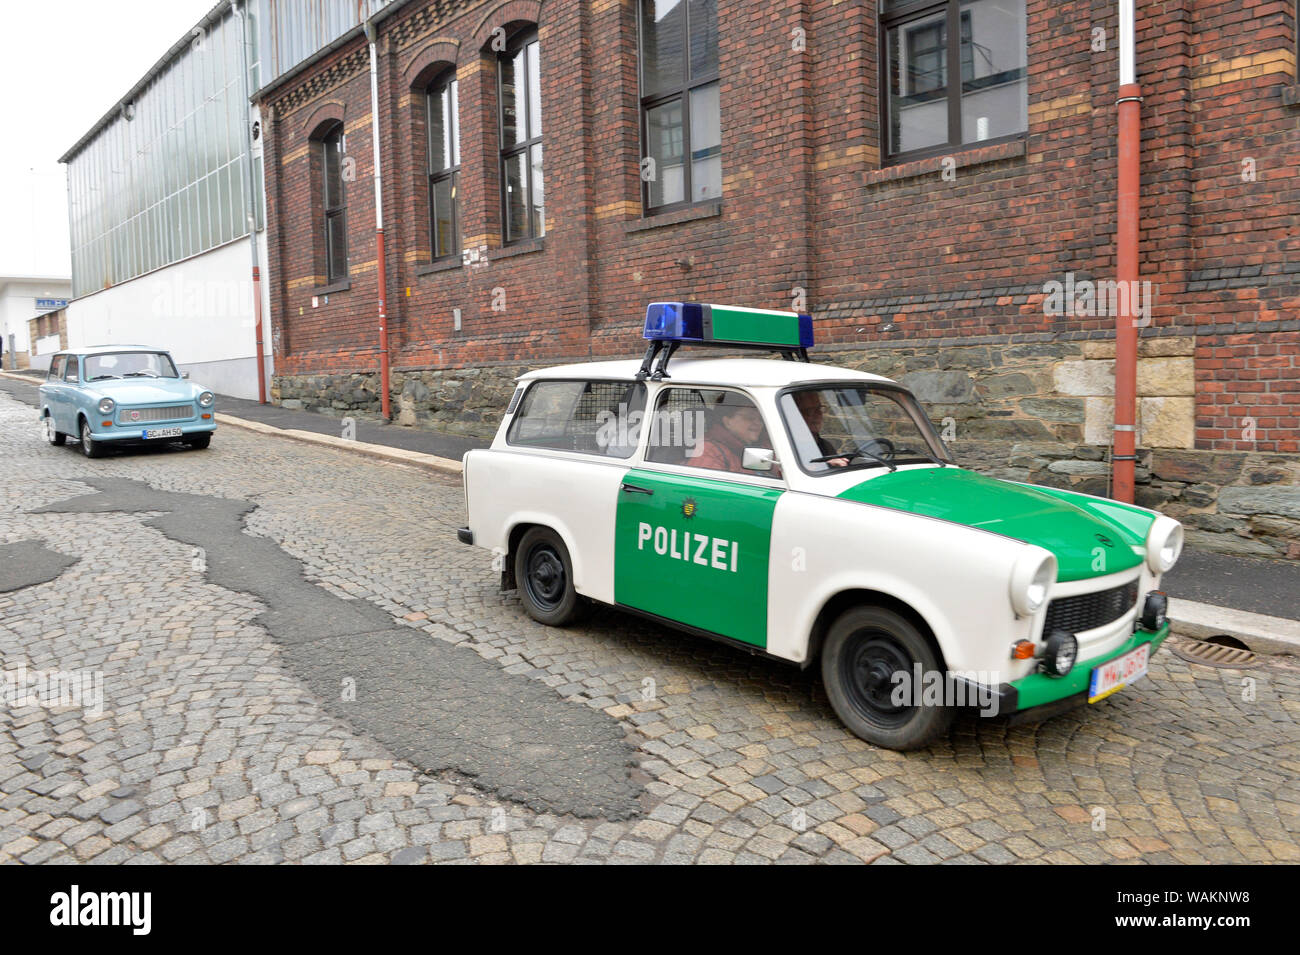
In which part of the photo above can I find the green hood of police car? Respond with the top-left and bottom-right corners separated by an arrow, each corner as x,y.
836,466 -> 1155,581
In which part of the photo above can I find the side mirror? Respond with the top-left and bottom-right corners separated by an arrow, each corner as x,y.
182,372 -> 190,379
742,447 -> 777,472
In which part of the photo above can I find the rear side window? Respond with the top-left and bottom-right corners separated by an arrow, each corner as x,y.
48,356 -> 66,381
507,380 -> 646,457
63,357 -> 79,383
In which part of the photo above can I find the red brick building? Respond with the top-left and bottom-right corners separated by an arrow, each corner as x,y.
256,0 -> 1300,558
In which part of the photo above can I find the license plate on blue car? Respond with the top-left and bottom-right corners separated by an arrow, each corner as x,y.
142,427 -> 184,439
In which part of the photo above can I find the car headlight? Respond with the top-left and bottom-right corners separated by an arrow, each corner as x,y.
1145,516 -> 1183,573
198,391 -> 215,408
97,397 -> 115,414
1009,547 -> 1057,616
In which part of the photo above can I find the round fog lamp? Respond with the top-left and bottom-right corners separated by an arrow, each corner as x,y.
1042,630 -> 1078,677
1140,591 -> 1168,631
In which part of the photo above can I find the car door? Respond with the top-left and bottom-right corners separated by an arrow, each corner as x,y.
42,355 -> 65,426
60,355 -> 82,433
614,386 -> 784,649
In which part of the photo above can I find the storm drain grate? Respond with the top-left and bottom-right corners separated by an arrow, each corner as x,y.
1170,636 -> 1260,669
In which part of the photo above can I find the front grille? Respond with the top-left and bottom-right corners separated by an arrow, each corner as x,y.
1044,580 -> 1139,635
116,404 -> 194,425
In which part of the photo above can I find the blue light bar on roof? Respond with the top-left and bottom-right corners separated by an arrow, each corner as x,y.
643,302 -> 814,349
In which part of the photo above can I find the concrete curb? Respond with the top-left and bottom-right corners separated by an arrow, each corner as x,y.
215,412 -> 464,477
1169,597 -> 1300,657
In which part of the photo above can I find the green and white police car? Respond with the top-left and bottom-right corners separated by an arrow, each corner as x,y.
458,303 -> 1182,750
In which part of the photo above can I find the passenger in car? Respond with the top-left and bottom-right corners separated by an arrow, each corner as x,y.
691,396 -> 768,474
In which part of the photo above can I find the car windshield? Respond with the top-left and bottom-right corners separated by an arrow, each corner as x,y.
780,384 -> 953,475
83,352 -> 179,381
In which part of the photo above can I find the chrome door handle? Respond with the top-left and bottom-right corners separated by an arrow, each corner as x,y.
620,482 -> 654,495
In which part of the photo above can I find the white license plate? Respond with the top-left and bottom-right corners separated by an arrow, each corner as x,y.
1088,642 -> 1150,703
142,427 -> 184,439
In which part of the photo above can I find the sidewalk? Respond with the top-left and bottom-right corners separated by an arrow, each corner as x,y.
3,369 -> 1295,648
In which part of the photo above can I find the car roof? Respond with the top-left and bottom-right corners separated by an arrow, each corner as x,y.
71,345 -> 172,355
517,357 -> 895,388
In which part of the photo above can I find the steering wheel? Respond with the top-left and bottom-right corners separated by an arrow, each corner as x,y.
861,437 -> 895,459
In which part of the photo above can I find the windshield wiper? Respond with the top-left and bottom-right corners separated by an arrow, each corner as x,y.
813,446 -> 896,472
893,447 -> 948,467
87,375 -> 120,381
124,371 -> 160,378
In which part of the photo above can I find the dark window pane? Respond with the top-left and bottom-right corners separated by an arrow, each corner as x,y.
959,0 -> 1027,142
431,173 -> 457,258
500,47 -> 527,147
326,212 -> 347,280
689,81 -> 721,201
503,151 -> 529,242
323,128 -> 344,208
641,0 -> 685,97
645,98 -> 685,208
887,12 -> 948,154
688,0 -> 718,79
530,143 -> 544,237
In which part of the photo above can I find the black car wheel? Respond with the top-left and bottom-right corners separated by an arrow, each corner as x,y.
188,434 -> 211,450
513,526 -> 585,626
821,605 -> 953,750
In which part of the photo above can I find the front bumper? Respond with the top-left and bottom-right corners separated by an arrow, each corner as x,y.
90,420 -> 217,442
981,622 -> 1171,716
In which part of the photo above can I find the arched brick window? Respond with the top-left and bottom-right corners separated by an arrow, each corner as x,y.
426,69 -> 460,260
317,121 -> 348,282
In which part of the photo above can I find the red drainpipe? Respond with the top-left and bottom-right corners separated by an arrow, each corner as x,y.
1113,1 -> 1141,504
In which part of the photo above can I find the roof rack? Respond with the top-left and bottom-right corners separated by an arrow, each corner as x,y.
635,302 -> 814,380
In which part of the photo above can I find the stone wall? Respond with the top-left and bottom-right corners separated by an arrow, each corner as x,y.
270,334 -> 1300,560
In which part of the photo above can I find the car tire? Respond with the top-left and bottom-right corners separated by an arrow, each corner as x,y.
44,415 -> 65,446
514,526 -> 586,627
79,419 -> 104,459
188,434 -> 211,450
821,605 -> 954,751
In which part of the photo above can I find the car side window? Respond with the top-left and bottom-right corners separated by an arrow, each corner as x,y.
63,357 -> 79,383
645,387 -> 777,476
48,356 -> 65,381
506,380 -> 645,458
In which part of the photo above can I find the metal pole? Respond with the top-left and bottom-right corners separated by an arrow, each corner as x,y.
1113,0 -> 1141,503
365,19 -> 391,422
234,0 -> 267,404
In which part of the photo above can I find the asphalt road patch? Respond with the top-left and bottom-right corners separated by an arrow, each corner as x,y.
33,477 -> 642,819
0,540 -> 79,592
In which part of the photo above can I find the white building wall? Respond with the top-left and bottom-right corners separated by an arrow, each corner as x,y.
0,279 -> 72,366
65,235 -> 272,399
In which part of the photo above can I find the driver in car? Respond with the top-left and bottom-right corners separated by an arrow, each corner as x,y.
794,390 -> 849,468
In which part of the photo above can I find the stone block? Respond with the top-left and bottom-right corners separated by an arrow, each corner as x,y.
899,370 -> 974,403
1218,486 -> 1300,520
1054,360 -> 1114,396
1083,397 -> 1114,445
1137,357 -> 1194,396
1139,397 -> 1194,449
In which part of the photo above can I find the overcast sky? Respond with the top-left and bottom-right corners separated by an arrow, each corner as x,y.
0,0 -> 218,279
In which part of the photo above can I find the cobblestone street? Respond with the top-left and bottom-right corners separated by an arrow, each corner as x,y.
1,389 -> 1298,865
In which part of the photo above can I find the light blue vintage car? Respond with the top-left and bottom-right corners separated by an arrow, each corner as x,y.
38,345 -> 217,458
